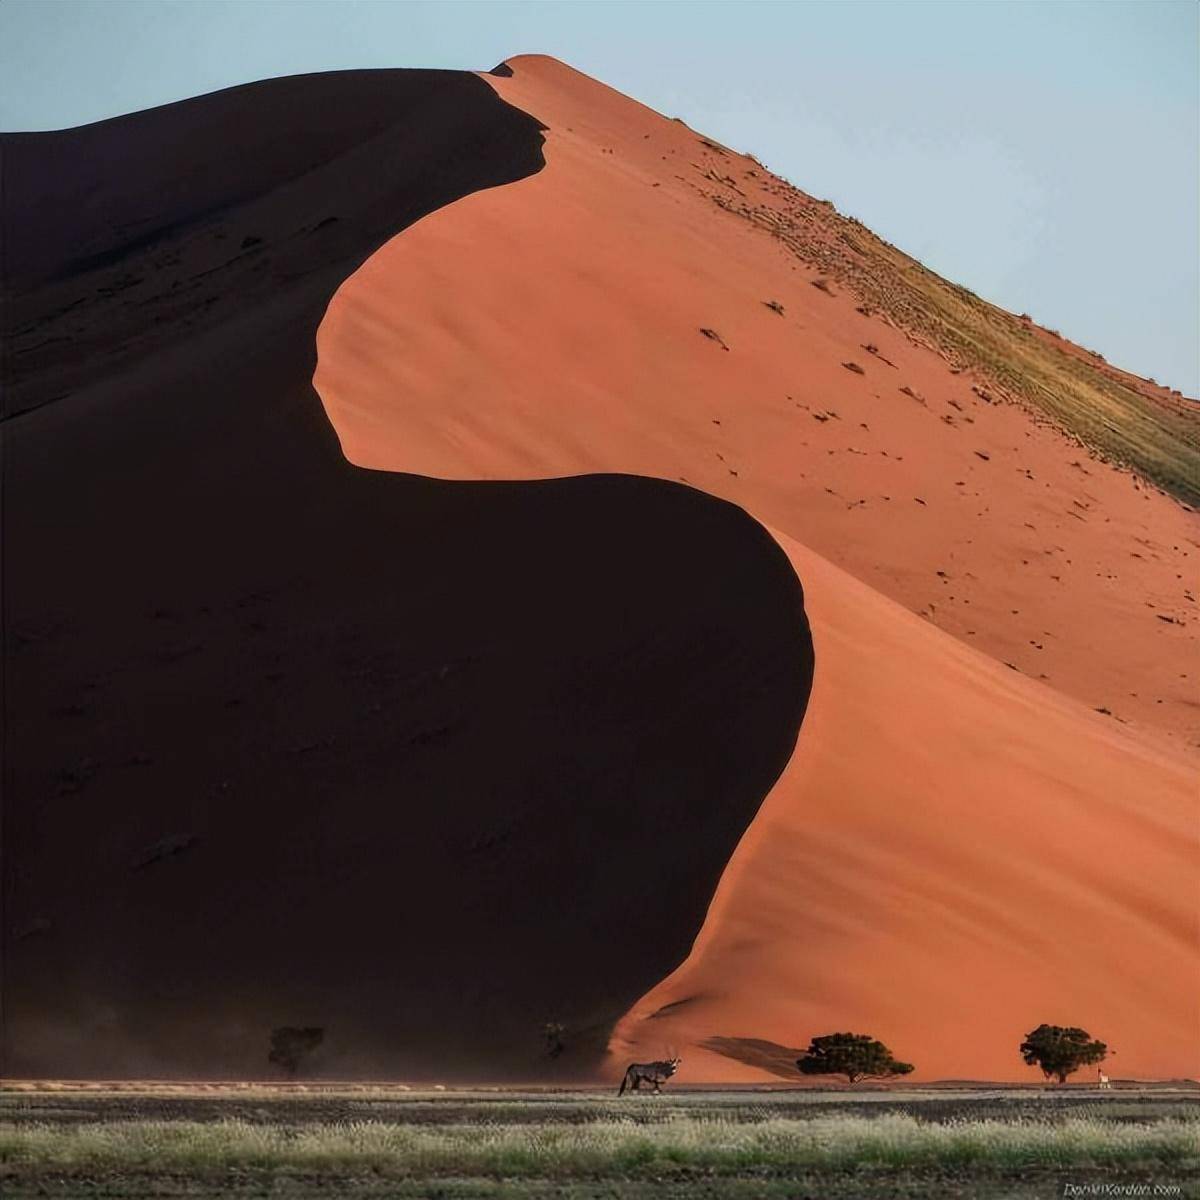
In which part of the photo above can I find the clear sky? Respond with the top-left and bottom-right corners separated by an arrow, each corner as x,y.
3,0 -> 1196,394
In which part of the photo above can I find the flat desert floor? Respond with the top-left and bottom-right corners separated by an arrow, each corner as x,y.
2,1083 -> 1197,1198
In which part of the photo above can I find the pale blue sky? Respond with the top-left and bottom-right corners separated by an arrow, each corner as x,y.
3,0 -> 1196,394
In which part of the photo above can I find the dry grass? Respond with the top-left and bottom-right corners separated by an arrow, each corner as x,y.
2,1112 -> 1196,1175
4,1090 -> 1196,1198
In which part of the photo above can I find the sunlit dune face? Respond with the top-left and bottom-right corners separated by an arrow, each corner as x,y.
314,55 -> 1199,1083
318,55 -> 1199,752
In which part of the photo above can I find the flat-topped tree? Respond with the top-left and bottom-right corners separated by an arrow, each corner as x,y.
796,1033 -> 914,1084
1020,1024 -> 1107,1084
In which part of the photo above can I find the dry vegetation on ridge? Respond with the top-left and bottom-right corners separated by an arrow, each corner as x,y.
690,143 -> 1200,506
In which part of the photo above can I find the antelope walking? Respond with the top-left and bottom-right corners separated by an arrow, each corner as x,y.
1097,1068 -> 1112,1090
618,1056 -> 681,1095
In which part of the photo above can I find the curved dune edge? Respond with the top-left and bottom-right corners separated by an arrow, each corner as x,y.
610,531 -> 1198,1083
312,56 -> 1199,1081
8,71 -> 815,1081
317,55 -> 1199,752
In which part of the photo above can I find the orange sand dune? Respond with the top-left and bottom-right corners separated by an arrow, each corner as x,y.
318,55 -> 1198,752
315,55 -> 1199,1081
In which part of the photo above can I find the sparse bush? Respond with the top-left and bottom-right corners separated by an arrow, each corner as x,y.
796,1032 -> 914,1084
542,1021 -> 567,1059
267,1026 -> 324,1077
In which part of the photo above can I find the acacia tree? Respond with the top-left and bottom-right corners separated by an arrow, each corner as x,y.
268,1026 -> 324,1077
796,1033 -> 914,1084
1020,1024 -> 1107,1083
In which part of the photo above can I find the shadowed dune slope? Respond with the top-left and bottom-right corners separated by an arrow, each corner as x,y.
1,71 -> 813,1078
314,55 -> 1200,1082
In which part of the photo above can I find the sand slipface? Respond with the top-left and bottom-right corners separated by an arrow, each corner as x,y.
314,54 -> 1200,1082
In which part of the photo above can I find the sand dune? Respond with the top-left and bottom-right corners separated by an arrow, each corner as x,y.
314,55 -> 1199,1081
318,55 -> 1198,752
5,52 -> 1196,1083
2,70 -> 810,1078
613,533 -> 1198,1082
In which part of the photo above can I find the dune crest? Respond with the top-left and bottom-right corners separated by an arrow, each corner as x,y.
318,54 -> 1198,750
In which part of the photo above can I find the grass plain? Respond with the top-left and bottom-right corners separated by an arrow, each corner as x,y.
2,1085 -> 1197,1198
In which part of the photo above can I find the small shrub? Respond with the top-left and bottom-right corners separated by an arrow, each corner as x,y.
268,1026 -> 324,1077
542,1021 -> 567,1060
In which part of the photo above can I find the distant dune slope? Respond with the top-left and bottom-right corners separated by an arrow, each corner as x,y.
314,55 -> 1199,1082
1,70 -> 812,1078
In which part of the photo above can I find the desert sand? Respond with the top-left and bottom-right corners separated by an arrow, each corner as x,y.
318,55 -> 1198,751
5,52 -> 1196,1084
3,69 -> 810,1078
313,55 -> 1199,1082
611,532 -> 1198,1082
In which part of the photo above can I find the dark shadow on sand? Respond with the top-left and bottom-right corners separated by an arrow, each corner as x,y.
2,68 -> 813,1079
702,1037 -> 812,1081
